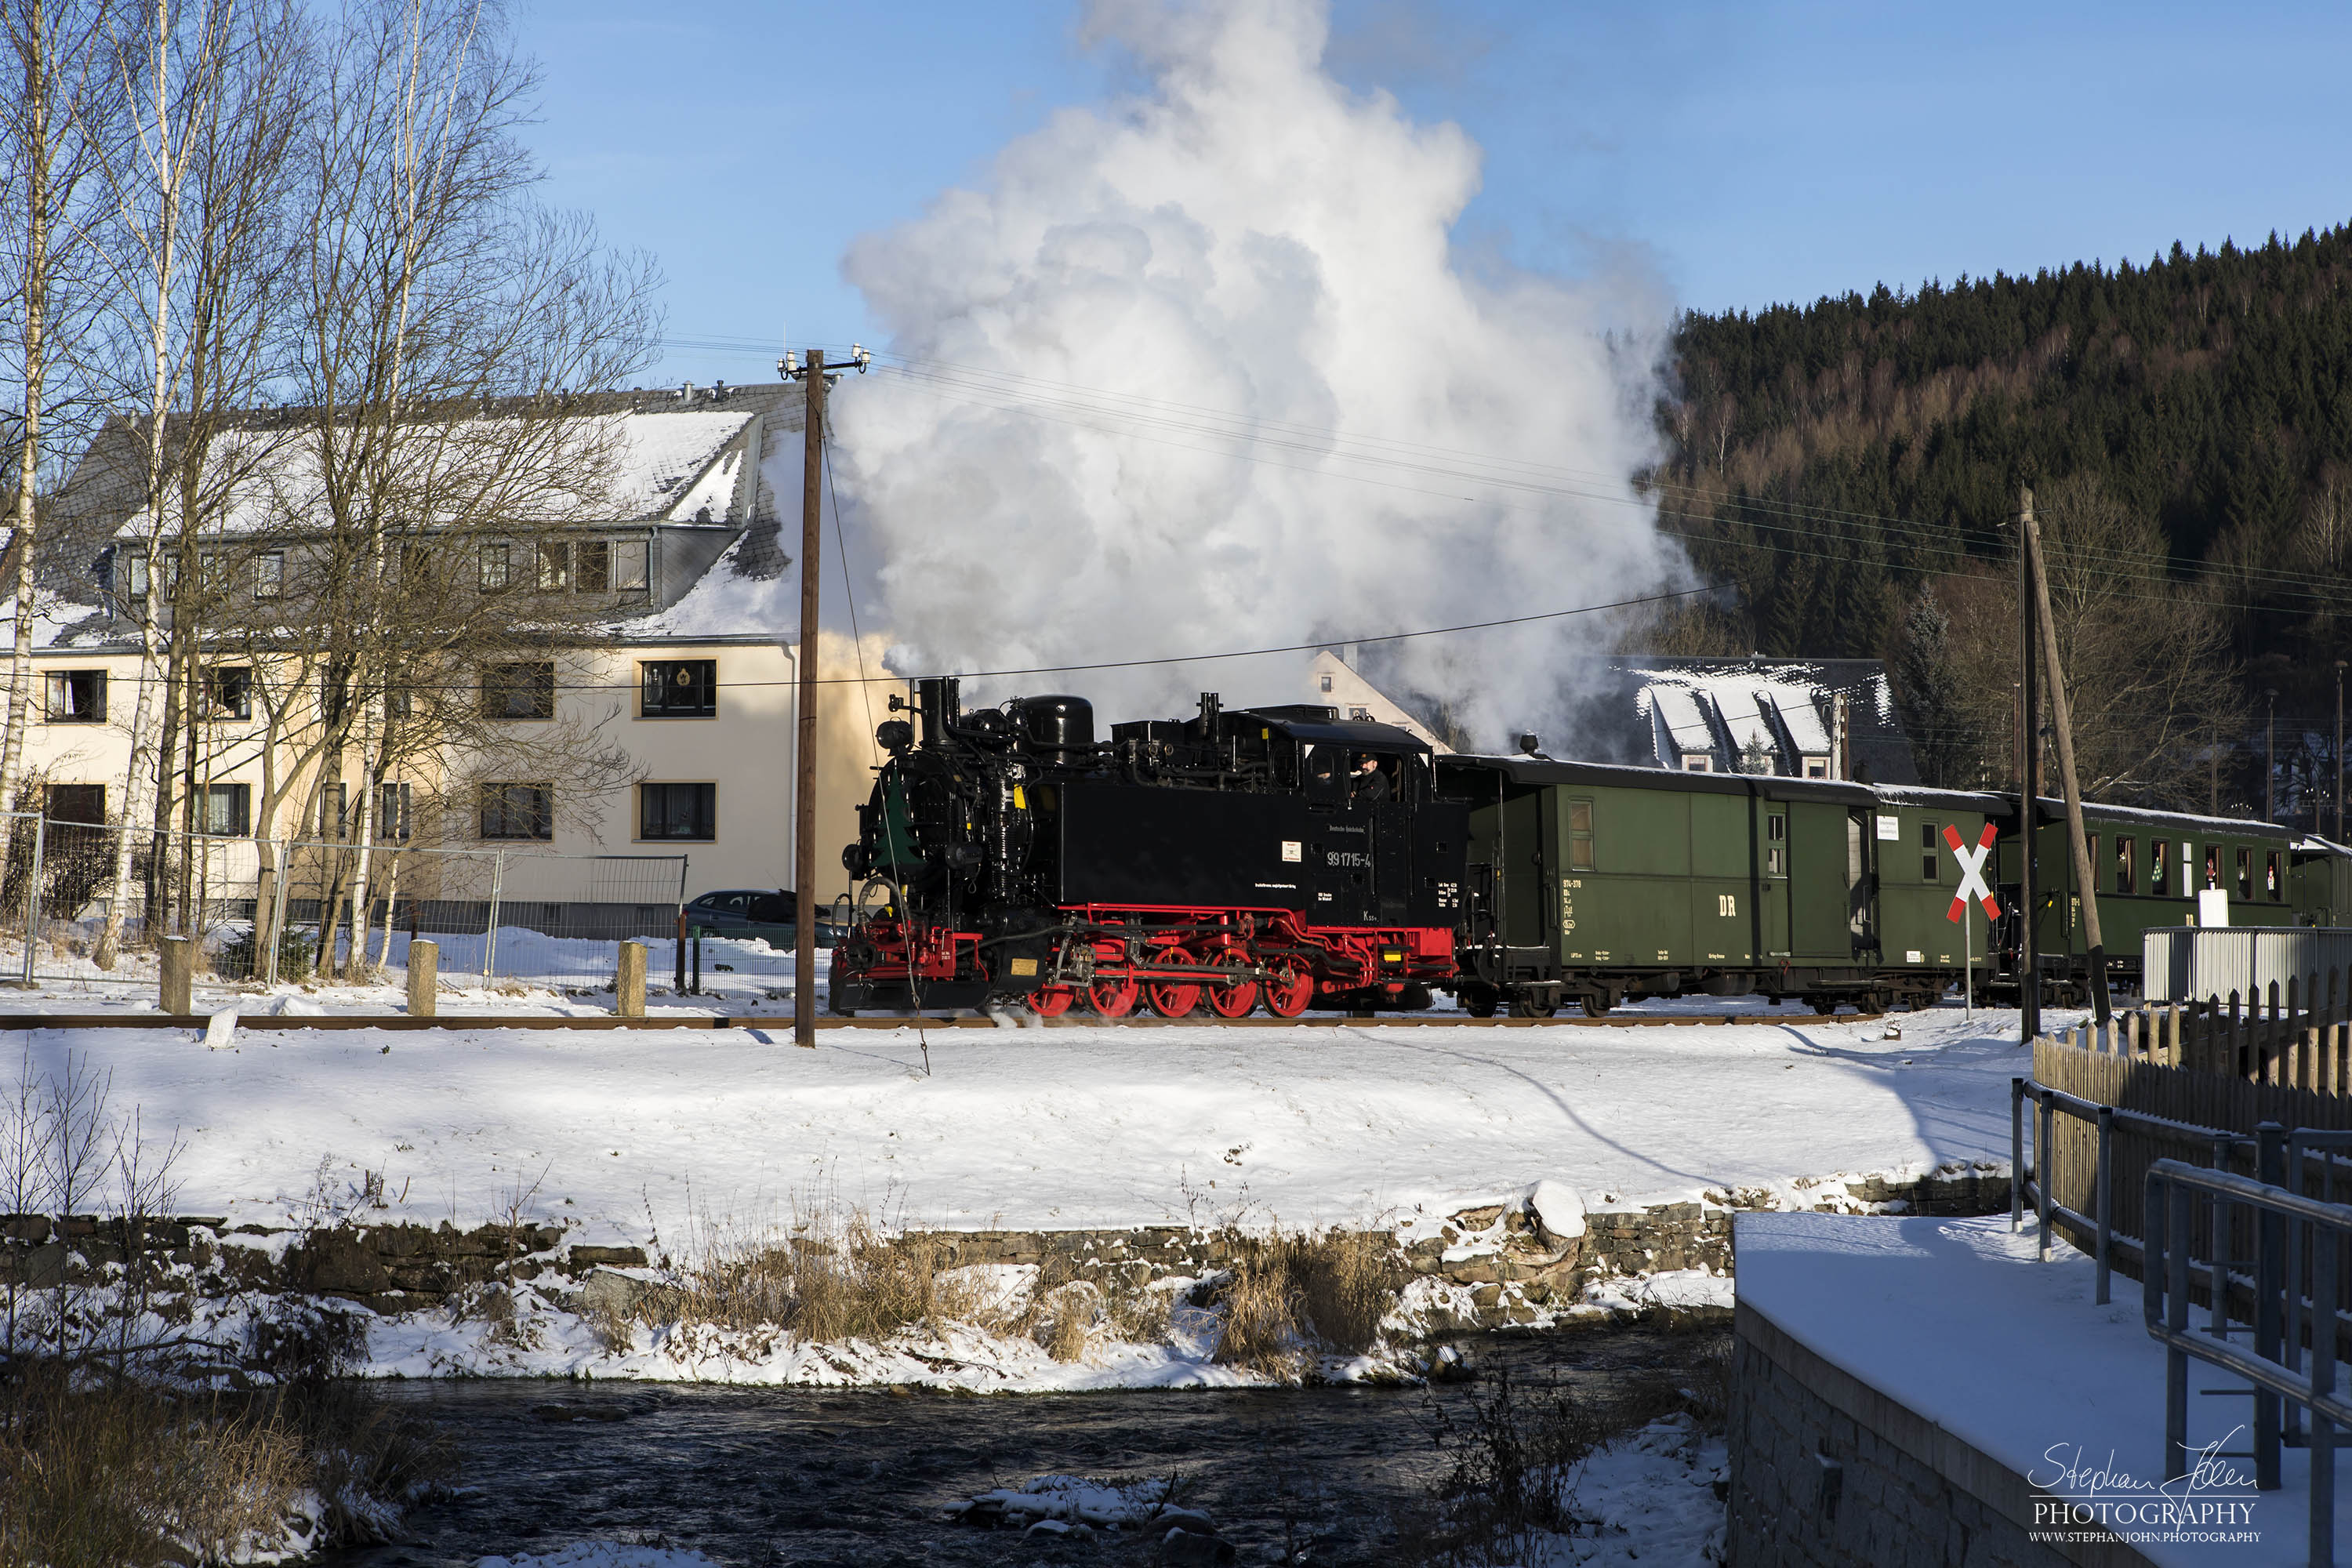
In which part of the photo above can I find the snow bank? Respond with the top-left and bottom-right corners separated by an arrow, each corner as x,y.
0,1004 -> 2029,1240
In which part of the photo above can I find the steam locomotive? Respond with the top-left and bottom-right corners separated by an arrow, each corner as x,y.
830,677 -> 1465,1016
832,681 -> 2352,1018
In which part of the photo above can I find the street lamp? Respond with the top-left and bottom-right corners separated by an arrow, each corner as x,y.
2266,688 -> 2279,824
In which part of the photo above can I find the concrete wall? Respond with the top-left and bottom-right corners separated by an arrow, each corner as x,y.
1728,1301 -> 2150,1568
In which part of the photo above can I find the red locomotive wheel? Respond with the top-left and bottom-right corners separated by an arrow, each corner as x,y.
1087,973 -> 1140,1018
1145,949 -> 1202,1018
1261,955 -> 1315,1018
1206,950 -> 1258,1018
1029,986 -> 1075,1018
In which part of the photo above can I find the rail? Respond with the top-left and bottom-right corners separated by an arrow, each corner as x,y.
2145,1157 -> 2352,1564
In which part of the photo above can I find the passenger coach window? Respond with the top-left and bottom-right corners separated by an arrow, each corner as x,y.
2205,845 -> 2222,890
2268,851 -> 2283,901
2237,848 -> 2253,902
1766,813 -> 1787,877
1567,799 -> 1595,871
2115,837 -> 2135,895
1919,822 -> 1937,882
2152,840 -> 2171,895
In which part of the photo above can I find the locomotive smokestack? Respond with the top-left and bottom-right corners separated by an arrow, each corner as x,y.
916,676 -> 963,746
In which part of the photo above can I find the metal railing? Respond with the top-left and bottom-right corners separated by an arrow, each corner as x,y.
2146,1157 -> 2352,1564
2011,1074 -> 2250,1305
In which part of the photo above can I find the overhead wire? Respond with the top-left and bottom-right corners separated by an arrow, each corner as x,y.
660,332 -> 2352,613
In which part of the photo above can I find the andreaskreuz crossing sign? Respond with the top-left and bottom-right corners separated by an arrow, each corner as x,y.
1944,823 -> 2001,924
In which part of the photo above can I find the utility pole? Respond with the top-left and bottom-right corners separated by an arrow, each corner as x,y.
2335,660 -> 2345,840
2265,688 -> 2279,824
2016,487 -> 2041,1043
780,342 -> 870,1047
794,349 -> 824,1047
2022,492 -> 2109,1024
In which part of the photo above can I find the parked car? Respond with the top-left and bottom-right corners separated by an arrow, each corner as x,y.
682,889 -> 846,949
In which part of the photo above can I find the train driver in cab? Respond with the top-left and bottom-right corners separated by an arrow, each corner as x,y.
1352,753 -> 1392,803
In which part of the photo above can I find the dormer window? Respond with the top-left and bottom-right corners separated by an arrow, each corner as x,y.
537,541 -> 569,590
253,553 -> 283,599
614,539 -> 649,592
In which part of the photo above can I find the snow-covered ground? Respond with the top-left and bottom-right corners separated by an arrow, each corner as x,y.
1742,1212 -> 2307,1567
0,1001 -> 2039,1240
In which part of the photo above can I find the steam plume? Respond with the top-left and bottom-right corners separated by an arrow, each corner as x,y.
834,0 -> 1679,747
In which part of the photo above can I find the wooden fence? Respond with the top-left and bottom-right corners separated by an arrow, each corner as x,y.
2051,969 -> 2352,1091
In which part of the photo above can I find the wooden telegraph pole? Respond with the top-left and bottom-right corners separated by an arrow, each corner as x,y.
780,343 -> 871,1047
793,350 -> 825,1047
2016,488 -> 2042,1043
2021,488 -> 2111,1025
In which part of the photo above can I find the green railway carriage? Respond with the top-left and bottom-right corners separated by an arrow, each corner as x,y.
1992,802 -> 2298,1003
1437,758 -> 1994,1016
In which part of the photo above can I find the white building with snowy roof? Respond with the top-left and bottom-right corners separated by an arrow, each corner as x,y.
9,383 -> 887,907
1610,656 -> 1918,785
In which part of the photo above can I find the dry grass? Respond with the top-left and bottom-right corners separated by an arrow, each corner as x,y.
637,1216 -> 982,1346
0,1369 -> 306,1568
1210,1228 -> 1409,1377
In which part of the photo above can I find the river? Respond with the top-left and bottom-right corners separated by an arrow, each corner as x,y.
321,1323 -> 1727,1567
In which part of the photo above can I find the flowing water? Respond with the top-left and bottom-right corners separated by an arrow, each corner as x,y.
322,1326 -> 1728,1567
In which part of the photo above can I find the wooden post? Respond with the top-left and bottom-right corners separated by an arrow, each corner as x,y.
793,349 -> 826,1050
2167,1001 -> 2180,1066
407,938 -> 437,1017
158,935 -> 193,1015
616,939 -> 645,1018
2021,488 -> 2109,1024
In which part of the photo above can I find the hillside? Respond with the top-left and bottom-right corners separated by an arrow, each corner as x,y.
1657,223 -> 2352,811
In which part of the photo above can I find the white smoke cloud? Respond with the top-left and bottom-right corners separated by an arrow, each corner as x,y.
834,0 -> 1681,749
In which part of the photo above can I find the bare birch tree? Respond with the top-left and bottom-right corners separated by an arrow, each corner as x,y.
0,0 -> 114,811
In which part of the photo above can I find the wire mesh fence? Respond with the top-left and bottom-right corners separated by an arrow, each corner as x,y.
0,813 -> 687,996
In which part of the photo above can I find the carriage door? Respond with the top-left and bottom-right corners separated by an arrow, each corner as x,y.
1759,807 -> 1791,957
1374,804 -> 1414,923
1847,809 -> 1878,956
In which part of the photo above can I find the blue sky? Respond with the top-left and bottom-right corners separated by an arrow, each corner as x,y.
521,1 -> 2352,390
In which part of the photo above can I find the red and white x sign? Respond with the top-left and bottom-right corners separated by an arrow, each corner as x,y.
1943,824 -> 2001,922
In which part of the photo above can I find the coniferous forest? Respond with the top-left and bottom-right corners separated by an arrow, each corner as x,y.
1653,223 -> 2352,819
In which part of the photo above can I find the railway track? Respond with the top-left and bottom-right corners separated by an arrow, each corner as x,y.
0,1009 -> 1866,1032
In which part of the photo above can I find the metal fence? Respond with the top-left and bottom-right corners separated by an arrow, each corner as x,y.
0,813 -> 686,996
2145,925 -> 2352,1006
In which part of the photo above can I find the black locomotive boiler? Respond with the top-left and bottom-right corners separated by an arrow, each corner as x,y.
830,678 -> 1468,1017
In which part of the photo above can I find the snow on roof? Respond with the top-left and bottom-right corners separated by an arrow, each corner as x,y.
617,525 -> 794,639
1649,685 -> 1714,757
1709,684 -> 1774,759
1766,686 -> 1831,754
111,409 -> 756,539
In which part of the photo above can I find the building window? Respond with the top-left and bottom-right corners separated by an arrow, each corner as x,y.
196,550 -> 232,597
478,538 -> 511,591
641,659 -> 717,718
2115,836 -> 2136,895
1318,673 -> 1334,693
1766,812 -> 1786,877
317,780 -> 347,840
639,782 -> 715,840
1681,754 -> 1711,773
203,666 -> 252,720
1567,798 -> 1595,872
44,670 -> 105,723
577,540 -> 610,592
1802,757 -> 1828,779
482,662 -> 555,720
253,552 -> 283,599
537,540 -> 570,590
480,782 -> 553,841
379,781 -> 412,843
122,549 -> 149,599
46,782 -> 103,824
201,782 -> 250,837
614,538 -> 649,591
1919,822 -> 1938,883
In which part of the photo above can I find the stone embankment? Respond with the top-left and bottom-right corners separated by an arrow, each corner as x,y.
0,1160 -> 2008,1335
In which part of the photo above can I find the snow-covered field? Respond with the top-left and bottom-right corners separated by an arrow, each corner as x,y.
0,999 -> 2038,1240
